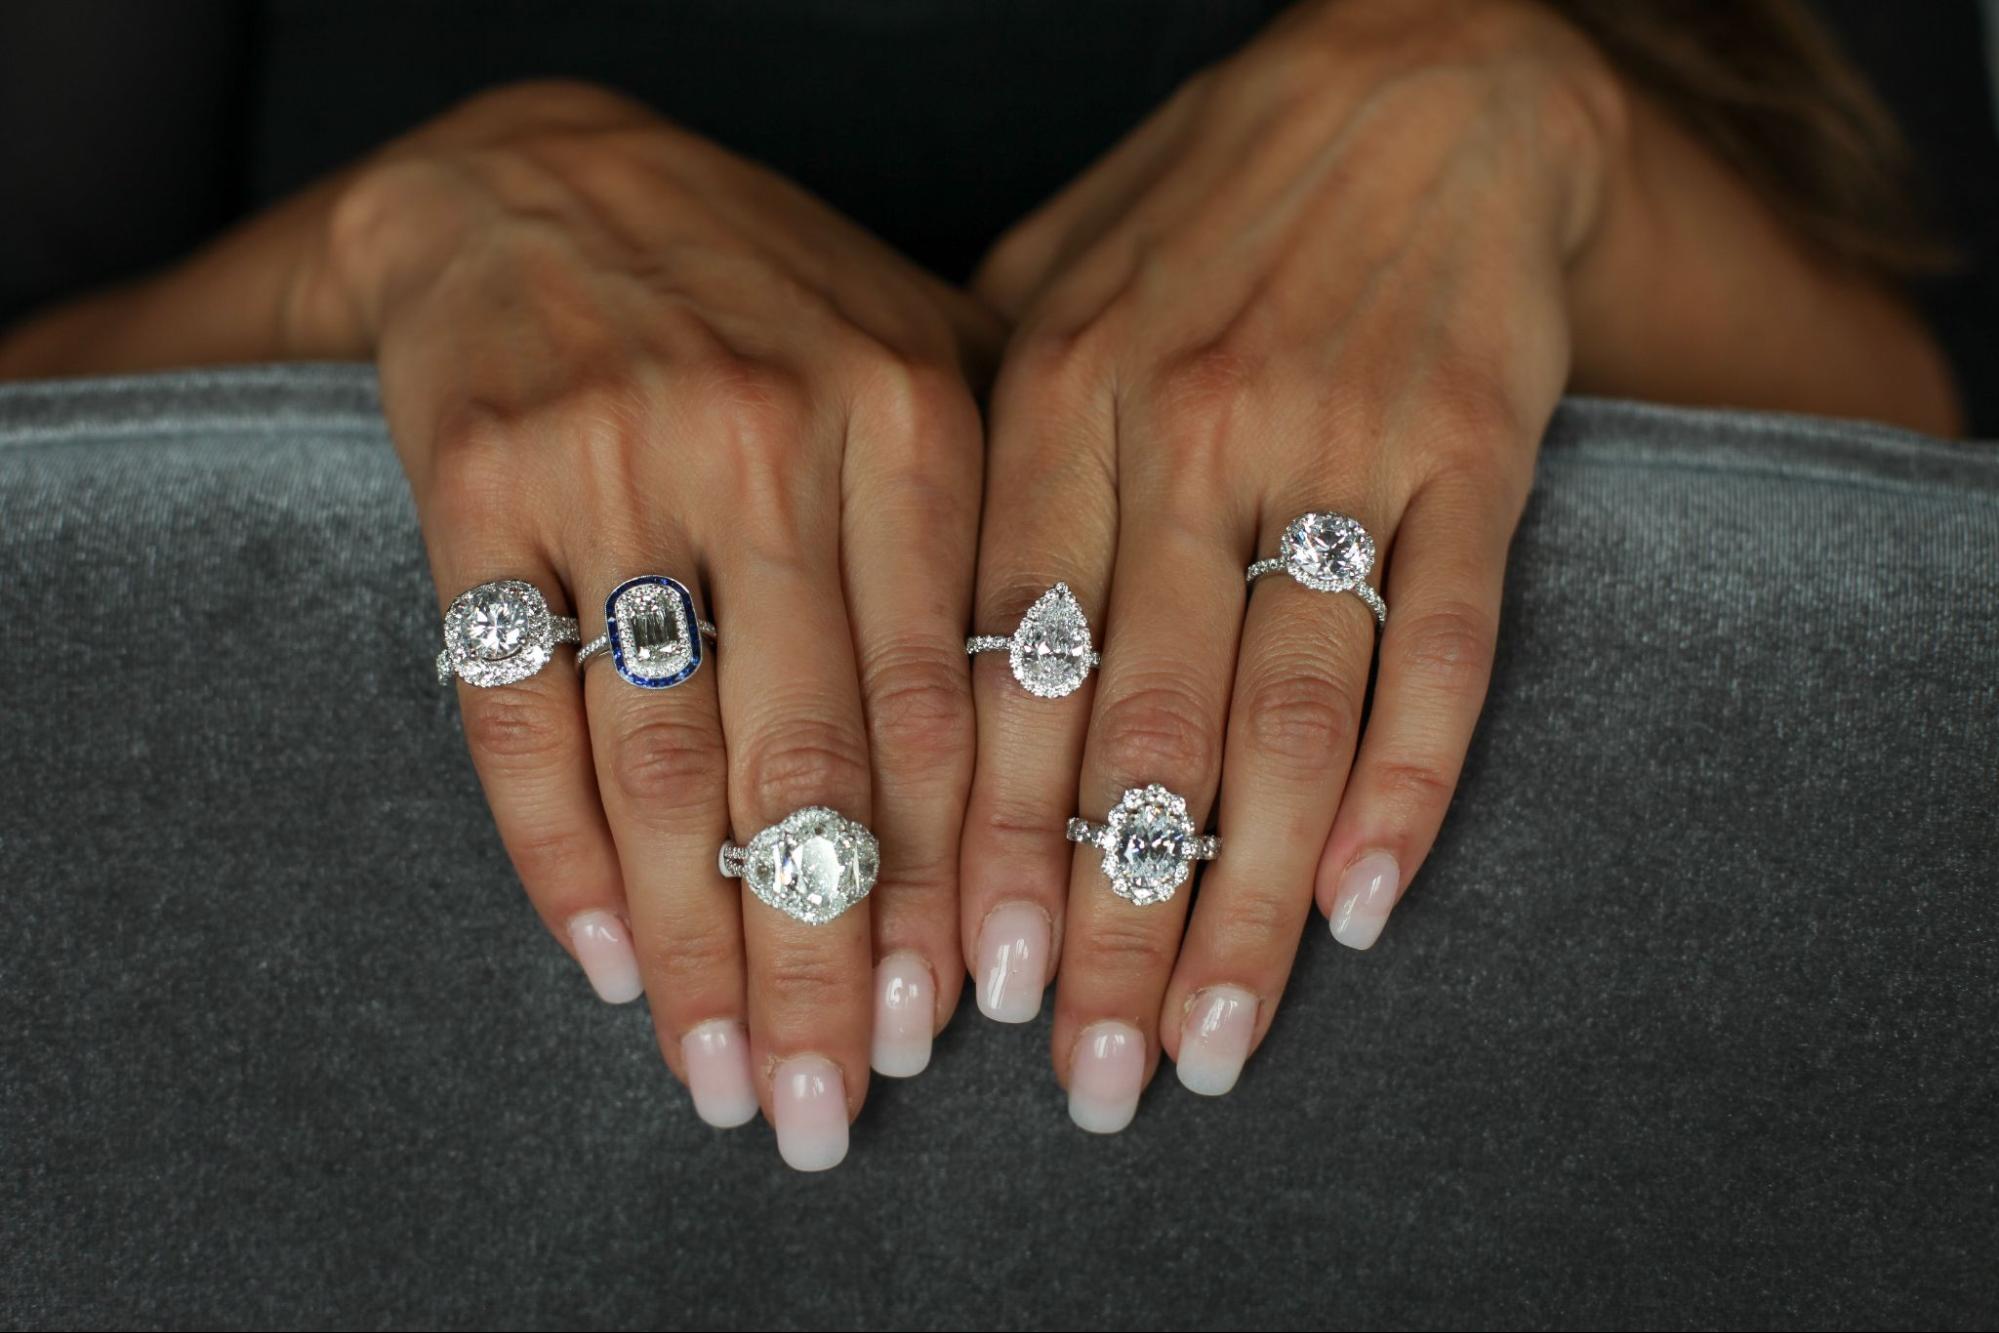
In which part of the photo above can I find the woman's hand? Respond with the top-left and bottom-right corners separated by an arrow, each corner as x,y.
274,81 -> 1001,1168
955,0 -> 1953,1128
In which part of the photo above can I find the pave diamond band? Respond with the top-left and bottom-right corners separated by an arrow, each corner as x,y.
719,806 -> 879,925
967,581 -> 1100,699
1247,511 -> 1387,627
436,579 -> 581,688
576,575 -> 717,688
1067,784 -> 1219,906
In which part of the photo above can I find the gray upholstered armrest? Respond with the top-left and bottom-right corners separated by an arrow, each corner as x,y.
3,365 -> 1994,1328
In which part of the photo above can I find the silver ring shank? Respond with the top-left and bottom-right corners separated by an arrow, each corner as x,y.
717,842 -> 747,878
578,618 -> 718,671
1245,562 -> 1387,627
1066,817 -> 1219,861
965,635 -> 1013,654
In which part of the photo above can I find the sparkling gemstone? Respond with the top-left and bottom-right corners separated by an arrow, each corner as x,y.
1117,802 -> 1188,884
1009,583 -> 1094,698
1284,513 -> 1373,590
745,808 -> 878,925
466,589 -> 529,660
609,578 -> 699,686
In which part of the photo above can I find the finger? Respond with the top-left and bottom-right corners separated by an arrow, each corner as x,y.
960,339 -> 1118,1027
1317,474 -> 1522,949
840,360 -> 984,1078
421,447 -> 636,1009
1159,505 -> 1384,1095
574,542 -> 757,1131
706,390 -> 876,1172
1054,447 -> 1249,1133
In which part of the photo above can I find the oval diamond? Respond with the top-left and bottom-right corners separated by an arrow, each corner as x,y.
742,807 -> 878,925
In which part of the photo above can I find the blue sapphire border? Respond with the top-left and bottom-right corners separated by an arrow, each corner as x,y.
605,575 -> 703,690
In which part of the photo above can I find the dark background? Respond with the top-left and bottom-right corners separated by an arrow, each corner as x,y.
1,1 -> 1996,429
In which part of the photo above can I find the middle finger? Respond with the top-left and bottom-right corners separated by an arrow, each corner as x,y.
1054,403 -> 1252,1132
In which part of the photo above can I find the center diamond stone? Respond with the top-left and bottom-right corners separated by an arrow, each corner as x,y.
1119,806 -> 1187,883
1283,513 -> 1374,590
466,589 -> 528,660
745,808 -> 880,925
1009,582 -> 1095,698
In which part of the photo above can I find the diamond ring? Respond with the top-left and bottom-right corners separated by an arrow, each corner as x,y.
436,579 -> 581,687
1246,512 -> 1387,626
1066,784 -> 1219,906
719,807 -> 880,925
967,581 -> 1100,699
576,575 -> 718,689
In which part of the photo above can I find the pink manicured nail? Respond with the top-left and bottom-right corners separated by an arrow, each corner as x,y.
872,952 -> 935,1078
1330,851 -> 1402,950
567,910 -> 643,1004
681,1020 -> 758,1129
1068,1020 -> 1145,1133
976,902 -> 1050,1024
1175,986 -> 1257,1096
772,1055 -> 849,1172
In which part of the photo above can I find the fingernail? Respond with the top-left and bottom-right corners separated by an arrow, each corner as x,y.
772,1055 -> 849,1172
1330,851 -> 1402,951
1174,985 -> 1257,1096
567,910 -> 643,1004
976,902 -> 1050,1024
681,1020 -> 758,1129
1068,1020 -> 1145,1133
871,951 -> 935,1078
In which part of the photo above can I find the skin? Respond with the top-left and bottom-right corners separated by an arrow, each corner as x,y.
954,0 -> 1958,1115
0,1 -> 1960,1147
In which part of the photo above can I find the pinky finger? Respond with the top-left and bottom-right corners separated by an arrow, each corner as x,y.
1316,476 -> 1520,950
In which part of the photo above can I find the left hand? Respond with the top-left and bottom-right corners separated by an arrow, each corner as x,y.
955,0 -> 1621,1126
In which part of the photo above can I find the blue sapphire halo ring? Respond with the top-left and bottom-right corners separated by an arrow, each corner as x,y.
1246,511 -> 1387,627
576,574 -> 718,689
718,807 -> 880,926
1066,784 -> 1219,907
436,579 -> 581,688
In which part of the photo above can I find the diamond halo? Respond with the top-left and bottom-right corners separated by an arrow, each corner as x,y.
968,581 -> 1100,699
722,807 -> 879,926
439,579 -> 569,688
1281,512 -> 1375,592
1066,783 -> 1219,906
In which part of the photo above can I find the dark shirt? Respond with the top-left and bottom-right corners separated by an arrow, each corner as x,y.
3,0 -> 1994,430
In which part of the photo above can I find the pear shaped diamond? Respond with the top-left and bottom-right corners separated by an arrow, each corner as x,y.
1008,582 -> 1098,699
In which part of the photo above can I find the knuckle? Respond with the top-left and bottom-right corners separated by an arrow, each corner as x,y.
1204,886 -> 1302,956
425,400 -> 529,522
1394,601 -> 1498,692
1072,913 -> 1179,982
975,793 -> 1068,858
858,354 -> 978,457
463,691 -> 569,767
1141,341 -> 1263,504
607,714 -> 729,810
1093,681 -> 1221,788
735,720 -> 872,820
640,915 -> 740,987
755,943 -> 858,1012
1369,757 -> 1460,815
1237,670 -> 1361,770
861,645 -> 973,772
504,821 -> 597,891
705,354 -> 814,465
1000,321 -> 1111,407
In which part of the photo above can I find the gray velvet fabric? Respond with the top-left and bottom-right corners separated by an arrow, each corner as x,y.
2,365 -> 1995,1331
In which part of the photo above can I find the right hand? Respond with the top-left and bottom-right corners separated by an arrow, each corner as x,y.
292,81 -> 1002,1169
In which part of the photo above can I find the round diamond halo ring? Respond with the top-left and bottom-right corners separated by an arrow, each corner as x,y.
436,579 -> 581,688
1246,512 -> 1387,626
